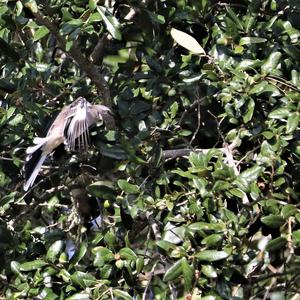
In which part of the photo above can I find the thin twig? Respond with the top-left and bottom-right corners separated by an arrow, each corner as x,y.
225,142 -> 250,204
0,156 -> 23,162
142,262 -> 158,300
163,148 -> 221,159
236,145 -> 260,167
189,100 -> 201,145
179,96 -> 206,125
266,75 -> 298,91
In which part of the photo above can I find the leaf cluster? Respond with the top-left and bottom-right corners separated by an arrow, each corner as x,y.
0,0 -> 300,299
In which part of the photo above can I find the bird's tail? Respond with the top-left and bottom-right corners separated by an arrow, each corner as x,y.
24,137 -> 49,191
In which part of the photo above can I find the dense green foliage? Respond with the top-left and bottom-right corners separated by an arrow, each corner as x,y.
0,0 -> 300,299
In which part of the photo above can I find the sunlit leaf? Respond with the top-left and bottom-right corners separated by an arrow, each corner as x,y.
33,26 -> 50,41
266,237 -> 287,251
195,250 -> 229,261
171,28 -> 205,54
261,215 -> 285,228
117,179 -> 139,194
163,259 -> 183,282
19,260 -> 48,271
97,6 -> 121,40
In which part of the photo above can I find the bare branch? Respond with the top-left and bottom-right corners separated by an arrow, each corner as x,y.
163,148 -> 215,159
189,101 -> 201,145
90,34 -> 111,64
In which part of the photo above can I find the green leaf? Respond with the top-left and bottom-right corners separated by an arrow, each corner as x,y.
146,56 -> 163,73
229,188 -> 245,198
61,7 -> 73,21
46,240 -> 64,263
261,51 -> 282,75
284,44 -> 300,61
195,250 -> 229,261
201,234 -> 223,246
286,112 -> 299,133
11,261 -> 27,280
60,20 -> 83,36
154,14 -> 165,24
261,215 -> 285,228
170,101 -> 178,119
113,289 -> 133,300
86,181 -> 116,200
65,293 -> 90,300
92,247 -> 114,267
117,179 -> 139,194
99,144 -> 128,160
70,271 -> 97,288
291,70 -> 299,86
239,37 -> 267,45
269,108 -> 290,120
119,248 -> 137,261
156,240 -> 176,252
281,204 -> 298,219
24,0 -> 38,13
33,26 -> 50,41
88,12 -> 102,23
163,259 -> 183,282
188,222 -> 224,232
65,40 -> 73,51
236,59 -> 262,71
136,257 -> 144,273
243,98 -> 255,123
19,259 -> 47,271
181,257 -> 194,292
11,261 -> 21,275
249,81 -> 268,95
97,6 -> 121,40
193,178 -> 208,195
225,16 -> 239,40
8,113 -> 23,126
70,243 -> 87,266
89,0 -> 97,11
240,165 -> 263,183
293,230 -> 300,245
226,6 -> 244,30
43,266 -> 58,277
281,21 -> 300,43
171,28 -> 205,54
201,264 -> 218,278
172,169 -> 199,179
266,237 -> 287,251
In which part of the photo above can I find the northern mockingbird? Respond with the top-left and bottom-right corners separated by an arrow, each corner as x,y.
24,97 -> 115,191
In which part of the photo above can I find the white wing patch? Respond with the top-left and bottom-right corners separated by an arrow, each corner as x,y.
65,103 -> 90,151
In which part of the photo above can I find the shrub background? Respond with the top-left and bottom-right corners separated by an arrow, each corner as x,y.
0,0 -> 300,299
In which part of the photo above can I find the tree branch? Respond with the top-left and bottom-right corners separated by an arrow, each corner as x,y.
90,33 -> 111,64
28,7 -> 112,108
162,148 -> 214,159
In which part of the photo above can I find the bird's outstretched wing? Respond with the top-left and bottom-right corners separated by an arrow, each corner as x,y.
24,97 -> 89,190
64,98 -> 91,151
24,97 -> 115,191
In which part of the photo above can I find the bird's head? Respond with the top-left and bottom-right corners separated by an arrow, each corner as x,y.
72,97 -> 88,109
94,105 -> 115,130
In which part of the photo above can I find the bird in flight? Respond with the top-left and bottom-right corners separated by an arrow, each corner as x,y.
24,97 -> 114,191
